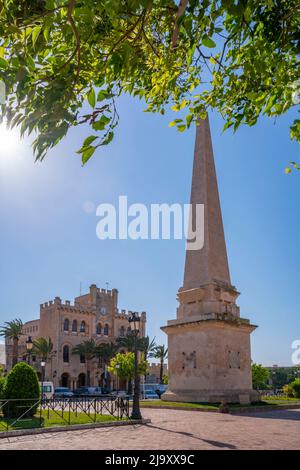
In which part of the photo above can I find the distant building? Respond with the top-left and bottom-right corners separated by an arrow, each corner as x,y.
0,343 -> 5,369
145,363 -> 168,384
5,284 -> 146,389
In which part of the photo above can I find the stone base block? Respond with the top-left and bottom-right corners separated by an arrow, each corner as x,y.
162,389 -> 259,404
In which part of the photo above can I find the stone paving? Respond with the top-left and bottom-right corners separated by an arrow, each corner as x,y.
0,408 -> 299,450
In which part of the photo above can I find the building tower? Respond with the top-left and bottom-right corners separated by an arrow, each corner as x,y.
161,116 -> 258,404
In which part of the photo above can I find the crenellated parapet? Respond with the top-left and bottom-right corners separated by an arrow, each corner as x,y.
115,309 -> 147,321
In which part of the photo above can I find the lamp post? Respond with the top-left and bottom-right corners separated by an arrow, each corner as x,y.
26,336 -> 33,365
128,312 -> 142,420
41,360 -> 46,399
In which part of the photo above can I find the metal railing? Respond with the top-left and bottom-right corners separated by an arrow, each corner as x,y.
0,396 -> 130,431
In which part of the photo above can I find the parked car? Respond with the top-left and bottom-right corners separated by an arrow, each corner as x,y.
73,387 -> 103,397
144,390 -> 159,399
54,387 -> 74,398
40,381 -> 54,399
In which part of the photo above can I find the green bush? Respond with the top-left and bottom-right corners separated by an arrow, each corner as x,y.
290,379 -> 300,398
3,362 -> 40,418
282,384 -> 294,398
0,376 -> 6,399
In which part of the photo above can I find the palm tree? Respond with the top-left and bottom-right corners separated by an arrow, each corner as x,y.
153,345 -> 168,384
33,337 -> 53,361
138,336 -> 156,383
95,342 -> 118,388
139,336 -> 156,361
72,339 -> 97,386
32,337 -> 54,380
116,332 -> 147,352
0,318 -> 23,366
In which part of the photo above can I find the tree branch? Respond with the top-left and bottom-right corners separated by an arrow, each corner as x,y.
170,0 -> 188,50
67,0 -> 81,81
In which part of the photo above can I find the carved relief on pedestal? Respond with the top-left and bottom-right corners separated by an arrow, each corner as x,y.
182,351 -> 197,370
228,350 -> 241,369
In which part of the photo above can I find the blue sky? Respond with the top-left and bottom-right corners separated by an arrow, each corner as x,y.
0,94 -> 299,366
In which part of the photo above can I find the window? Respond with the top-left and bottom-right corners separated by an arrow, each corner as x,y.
100,307 -> 107,315
96,323 -> 102,335
72,320 -> 77,332
80,353 -> 85,364
104,324 -> 109,335
63,318 -> 69,332
119,326 -> 125,337
80,321 -> 86,333
127,326 -> 131,335
63,345 -> 69,363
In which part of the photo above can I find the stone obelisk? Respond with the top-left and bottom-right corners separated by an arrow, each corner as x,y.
161,116 -> 258,404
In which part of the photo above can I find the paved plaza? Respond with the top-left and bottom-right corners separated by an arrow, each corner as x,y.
0,408 -> 299,450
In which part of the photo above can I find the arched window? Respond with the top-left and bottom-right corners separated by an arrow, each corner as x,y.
127,326 -> 131,335
119,326 -> 125,337
96,323 -> 102,335
72,320 -> 77,332
63,345 -> 69,363
63,318 -> 69,332
104,324 -> 109,335
80,321 -> 86,333
80,353 -> 85,364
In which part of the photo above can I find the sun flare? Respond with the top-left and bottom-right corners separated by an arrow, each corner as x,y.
0,123 -> 20,157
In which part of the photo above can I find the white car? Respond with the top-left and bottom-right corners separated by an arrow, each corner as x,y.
40,381 -> 54,399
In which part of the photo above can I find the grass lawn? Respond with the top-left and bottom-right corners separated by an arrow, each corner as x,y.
261,396 -> 300,405
0,410 -> 125,432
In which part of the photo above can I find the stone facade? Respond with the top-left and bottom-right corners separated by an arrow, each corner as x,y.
145,363 -> 168,384
0,343 -> 5,369
5,284 -> 146,389
161,117 -> 258,404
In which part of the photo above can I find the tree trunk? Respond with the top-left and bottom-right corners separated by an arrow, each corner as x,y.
160,358 -> 163,384
87,362 -> 91,386
127,378 -> 133,395
12,337 -> 18,367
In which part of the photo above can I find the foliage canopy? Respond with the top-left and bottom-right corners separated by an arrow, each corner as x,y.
0,0 -> 299,167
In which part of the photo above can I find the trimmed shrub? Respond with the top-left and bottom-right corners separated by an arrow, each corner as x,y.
290,379 -> 300,398
0,376 -> 6,399
3,362 -> 40,418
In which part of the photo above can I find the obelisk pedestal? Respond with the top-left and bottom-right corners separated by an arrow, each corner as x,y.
161,117 -> 258,404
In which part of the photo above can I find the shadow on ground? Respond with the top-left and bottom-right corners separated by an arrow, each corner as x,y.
145,423 -> 237,449
234,409 -> 300,421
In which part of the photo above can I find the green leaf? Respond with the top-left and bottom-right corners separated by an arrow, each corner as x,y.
92,115 -> 111,131
83,135 -> 98,147
0,57 -> 7,69
100,131 -> 114,146
82,146 -> 96,165
32,26 -> 42,48
177,124 -> 186,132
87,88 -> 96,108
285,167 -> 292,174
186,114 -> 193,127
202,36 -> 216,48
169,119 -> 183,127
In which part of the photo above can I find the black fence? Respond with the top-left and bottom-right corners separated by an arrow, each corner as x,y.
0,396 -> 130,431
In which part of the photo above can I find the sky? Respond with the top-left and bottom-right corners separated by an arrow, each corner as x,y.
0,94 -> 299,367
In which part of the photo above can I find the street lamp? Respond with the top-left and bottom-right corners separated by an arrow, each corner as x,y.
41,360 -> 46,399
26,336 -> 33,365
128,312 -> 142,420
